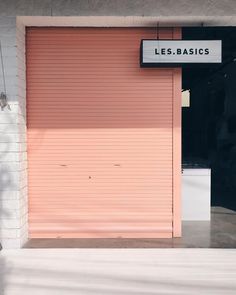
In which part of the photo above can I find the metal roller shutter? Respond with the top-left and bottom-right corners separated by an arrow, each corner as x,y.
26,27 -> 181,238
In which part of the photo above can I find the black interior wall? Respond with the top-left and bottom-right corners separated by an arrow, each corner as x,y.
182,27 -> 236,211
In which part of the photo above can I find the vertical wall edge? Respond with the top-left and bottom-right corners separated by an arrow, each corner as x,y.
173,27 -> 182,237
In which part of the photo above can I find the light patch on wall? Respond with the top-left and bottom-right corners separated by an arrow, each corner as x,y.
182,90 -> 190,107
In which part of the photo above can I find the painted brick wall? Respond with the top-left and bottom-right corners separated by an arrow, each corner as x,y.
0,17 -> 27,248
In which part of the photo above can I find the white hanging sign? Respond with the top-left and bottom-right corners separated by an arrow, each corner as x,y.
140,40 -> 222,67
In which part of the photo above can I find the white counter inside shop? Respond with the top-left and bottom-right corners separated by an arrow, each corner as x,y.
182,168 -> 211,221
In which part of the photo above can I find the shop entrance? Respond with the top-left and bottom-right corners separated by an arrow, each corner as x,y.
24,25 -> 236,248
182,27 -> 236,211
181,27 -> 236,247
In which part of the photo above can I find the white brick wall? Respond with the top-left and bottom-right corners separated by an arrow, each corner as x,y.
16,18 -> 28,248
0,17 -> 28,249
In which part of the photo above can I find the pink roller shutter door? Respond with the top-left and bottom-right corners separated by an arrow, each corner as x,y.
26,27 -> 182,238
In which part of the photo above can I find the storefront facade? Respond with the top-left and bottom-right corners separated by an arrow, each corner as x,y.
0,0 -> 235,248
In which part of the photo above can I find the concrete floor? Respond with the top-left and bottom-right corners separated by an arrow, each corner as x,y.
1,249 -> 236,295
24,207 -> 236,248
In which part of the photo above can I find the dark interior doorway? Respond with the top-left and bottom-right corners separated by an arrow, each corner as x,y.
182,27 -> 236,211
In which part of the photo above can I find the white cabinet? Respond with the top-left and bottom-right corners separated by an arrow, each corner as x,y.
182,169 -> 211,221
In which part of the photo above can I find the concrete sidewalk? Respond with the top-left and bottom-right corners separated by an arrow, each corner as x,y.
0,249 -> 236,295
